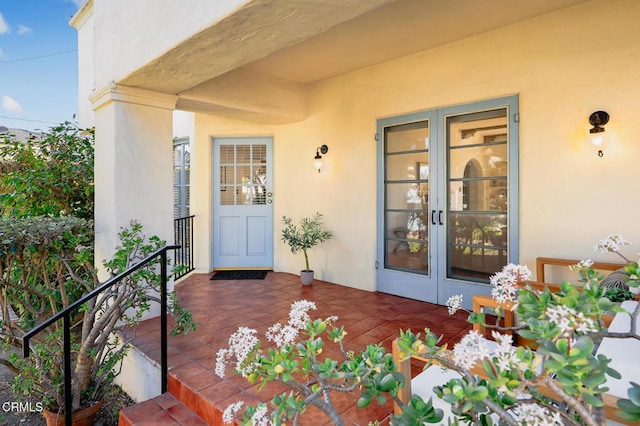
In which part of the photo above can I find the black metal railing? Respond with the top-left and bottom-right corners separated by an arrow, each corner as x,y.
174,215 -> 194,279
22,245 -> 179,426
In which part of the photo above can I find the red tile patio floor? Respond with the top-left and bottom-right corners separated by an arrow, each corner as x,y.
119,272 -> 472,425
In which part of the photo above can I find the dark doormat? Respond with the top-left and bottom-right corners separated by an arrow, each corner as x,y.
210,270 -> 268,280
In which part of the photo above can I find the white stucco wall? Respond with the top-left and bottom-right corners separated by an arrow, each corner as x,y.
91,86 -> 177,276
173,110 -> 195,140
70,0 -> 95,129
189,0 -> 640,290
89,0 -> 249,93
114,342 -> 161,403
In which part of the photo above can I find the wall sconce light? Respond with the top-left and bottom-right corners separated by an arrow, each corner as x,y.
313,144 -> 328,173
589,110 -> 609,157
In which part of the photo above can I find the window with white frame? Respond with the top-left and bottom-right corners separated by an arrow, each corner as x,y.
173,137 -> 190,218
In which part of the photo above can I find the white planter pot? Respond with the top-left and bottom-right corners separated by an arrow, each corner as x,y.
300,270 -> 314,285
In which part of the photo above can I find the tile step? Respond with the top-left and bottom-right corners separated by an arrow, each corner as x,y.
118,384 -> 209,425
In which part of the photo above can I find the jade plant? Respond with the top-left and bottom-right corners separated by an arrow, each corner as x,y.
0,218 -> 196,416
394,234 -> 640,425
215,300 -> 441,425
217,234 -> 640,425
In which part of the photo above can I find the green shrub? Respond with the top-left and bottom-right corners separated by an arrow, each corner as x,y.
0,218 -> 195,413
0,122 -> 94,219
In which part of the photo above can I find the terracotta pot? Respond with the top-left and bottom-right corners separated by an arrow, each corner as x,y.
300,270 -> 314,285
43,401 -> 103,426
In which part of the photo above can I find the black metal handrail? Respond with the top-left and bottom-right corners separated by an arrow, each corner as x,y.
22,245 -> 179,426
174,215 -> 195,279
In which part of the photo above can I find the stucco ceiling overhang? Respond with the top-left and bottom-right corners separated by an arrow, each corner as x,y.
119,0 -> 590,122
119,0 -> 394,94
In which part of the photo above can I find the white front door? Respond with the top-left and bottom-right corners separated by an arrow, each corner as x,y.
212,137 -> 274,269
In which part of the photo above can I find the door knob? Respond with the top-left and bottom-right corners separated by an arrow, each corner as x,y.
267,199 -> 272,204
267,192 -> 273,197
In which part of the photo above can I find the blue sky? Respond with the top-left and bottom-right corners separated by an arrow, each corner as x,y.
0,0 -> 81,131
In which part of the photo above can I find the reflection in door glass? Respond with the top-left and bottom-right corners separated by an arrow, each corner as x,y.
447,110 -> 508,282
219,144 -> 268,206
384,121 -> 430,275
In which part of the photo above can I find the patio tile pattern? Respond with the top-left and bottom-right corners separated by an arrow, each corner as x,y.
119,272 -> 472,425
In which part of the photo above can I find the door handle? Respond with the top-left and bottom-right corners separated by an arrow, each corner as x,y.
431,210 -> 436,225
267,192 -> 273,197
438,210 -> 444,225
267,199 -> 272,204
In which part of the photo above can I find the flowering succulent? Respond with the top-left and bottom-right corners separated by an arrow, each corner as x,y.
451,330 -> 491,370
396,234 -> 640,425
594,234 -> 629,256
446,294 -> 463,315
594,234 -> 640,288
215,300 -> 431,425
217,235 -> 640,425
512,404 -> 563,425
490,263 -> 533,306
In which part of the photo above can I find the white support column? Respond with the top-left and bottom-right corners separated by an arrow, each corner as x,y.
91,85 -> 178,278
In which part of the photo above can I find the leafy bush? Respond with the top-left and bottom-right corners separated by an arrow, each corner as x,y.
0,216 -> 93,336
0,122 -> 94,219
0,218 -> 195,413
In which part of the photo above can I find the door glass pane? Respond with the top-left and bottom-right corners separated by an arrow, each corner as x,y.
252,145 -> 266,164
220,145 -> 234,163
386,182 -> 429,210
219,144 -> 268,206
236,165 -> 251,184
252,179 -> 266,205
449,117 -> 507,147
386,121 -> 431,153
384,120 -> 430,274
237,164 -> 251,206
251,144 -> 267,205
385,211 -> 429,271
449,144 -> 507,179
386,152 -> 429,181
449,179 -> 507,212
237,145 -> 251,163
449,212 -> 507,275
447,109 -> 508,282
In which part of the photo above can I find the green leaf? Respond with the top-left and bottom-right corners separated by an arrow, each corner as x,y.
607,367 -> 622,380
357,396 -> 371,408
379,373 -> 397,391
556,339 -> 568,353
469,386 -> 489,401
617,399 -> 640,414
581,391 -> 604,407
570,358 -> 590,367
628,385 -> 640,406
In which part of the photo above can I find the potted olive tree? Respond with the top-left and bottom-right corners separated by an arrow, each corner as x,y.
281,213 -> 332,285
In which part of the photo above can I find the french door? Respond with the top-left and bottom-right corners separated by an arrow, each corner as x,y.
212,137 -> 274,269
377,96 -> 519,306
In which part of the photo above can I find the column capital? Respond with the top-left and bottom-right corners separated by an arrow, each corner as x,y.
91,84 -> 178,111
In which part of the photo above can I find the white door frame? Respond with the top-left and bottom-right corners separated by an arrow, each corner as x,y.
212,136 -> 274,269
